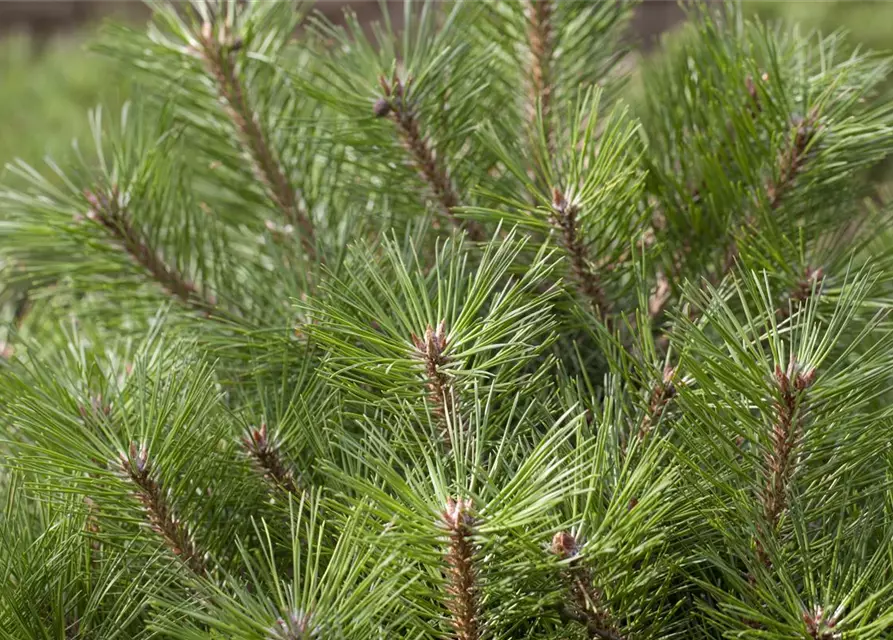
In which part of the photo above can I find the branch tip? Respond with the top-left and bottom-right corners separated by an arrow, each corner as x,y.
243,422 -> 302,498
550,188 -> 611,318
196,24 -> 316,258
119,441 -> 207,575
377,76 -> 483,240
441,497 -> 480,640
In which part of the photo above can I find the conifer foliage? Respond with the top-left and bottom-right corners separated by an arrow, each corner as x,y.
2,1 -> 893,638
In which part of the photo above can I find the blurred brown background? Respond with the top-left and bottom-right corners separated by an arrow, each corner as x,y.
0,1 -> 686,53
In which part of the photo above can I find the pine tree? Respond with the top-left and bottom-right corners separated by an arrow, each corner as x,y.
2,1 -> 893,638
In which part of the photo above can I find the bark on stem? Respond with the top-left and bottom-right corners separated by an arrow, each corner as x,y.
776,266 -> 824,320
197,24 -> 316,260
84,188 -> 213,313
411,320 -> 457,450
442,498 -> 481,640
551,188 -> 610,319
552,532 -> 624,640
243,422 -> 302,498
724,111 -> 819,280
376,75 -> 484,241
525,0 -> 555,151
120,442 -> 207,576
653,108 -> 819,345
757,360 -> 815,566
636,365 -> 677,445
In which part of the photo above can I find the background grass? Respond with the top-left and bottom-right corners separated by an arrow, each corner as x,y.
0,33 -> 129,180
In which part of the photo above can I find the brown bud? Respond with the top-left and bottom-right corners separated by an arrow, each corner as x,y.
795,368 -> 817,391
373,97 -> 392,118
551,187 -> 565,212
662,365 -> 677,398
551,531 -> 579,559
443,497 -> 475,530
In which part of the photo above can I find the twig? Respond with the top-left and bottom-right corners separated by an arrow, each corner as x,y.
197,22 -> 317,260
119,442 -> 208,576
525,0 -> 555,151
551,531 -> 625,640
242,422 -> 302,498
767,112 -> 818,211
84,188 -> 215,313
551,188 -> 611,319
776,266 -> 824,320
723,110 -> 819,282
441,498 -> 481,640
270,611 -> 319,639
376,75 -> 484,241
636,365 -> 677,445
757,359 -> 815,566
411,320 -> 458,449
803,606 -> 841,640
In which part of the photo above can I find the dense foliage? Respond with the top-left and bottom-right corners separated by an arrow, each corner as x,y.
2,1 -> 893,638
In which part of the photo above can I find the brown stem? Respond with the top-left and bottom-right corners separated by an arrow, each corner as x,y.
776,266 -> 825,320
725,110 -> 819,281
551,532 -> 624,640
84,188 -> 214,313
119,442 -> 207,576
376,75 -> 483,241
65,617 -> 80,640
12,291 -> 30,328
636,365 -> 677,445
551,188 -> 611,318
767,113 -> 817,211
411,321 -> 458,449
442,498 -> 481,640
526,0 -> 554,151
197,24 -> 316,260
757,360 -> 815,565
242,422 -> 302,498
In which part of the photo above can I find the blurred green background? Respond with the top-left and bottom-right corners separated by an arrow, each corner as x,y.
0,1 -> 891,179
0,33 -> 127,181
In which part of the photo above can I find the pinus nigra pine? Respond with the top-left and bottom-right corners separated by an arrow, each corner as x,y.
2,1 -> 893,638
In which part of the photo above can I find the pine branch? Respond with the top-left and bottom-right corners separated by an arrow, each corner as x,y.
270,611 -> 318,639
551,188 -> 610,319
776,266 -> 825,320
636,365 -> 677,445
376,75 -> 484,241
411,321 -> 458,450
441,498 -> 481,640
767,112 -> 819,211
242,422 -> 302,498
119,442 -> 208,576
84,188 -> 214,313
196,23 -> 317,260
525,0 -> 555,151
552,532 -> 624,640
803,606 -> 840,640
724,111 -> 820,279
757,360 -> 815,565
